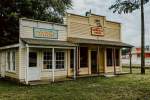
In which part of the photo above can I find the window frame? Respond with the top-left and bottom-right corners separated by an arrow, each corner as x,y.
12,50 -> 16,71
115,49 -> 120,66
70,49 -> 74,68
80,47 -> 88,68
55,51 -> 65,70
106,48 -> 113,67
43,50 -> 53,70
6,50 -> 16,72
42,49 -> 66,71
29,52 -> 37,67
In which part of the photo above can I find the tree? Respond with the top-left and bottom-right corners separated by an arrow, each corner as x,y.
109,0 -> 149,74
0,0 -> 72,46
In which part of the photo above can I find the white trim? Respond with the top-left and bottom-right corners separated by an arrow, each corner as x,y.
28,45 -> 76,49
73,48 -> 76,80
26,44 -> 29,84
0,44 -> 19,50
52,48 -> 55,82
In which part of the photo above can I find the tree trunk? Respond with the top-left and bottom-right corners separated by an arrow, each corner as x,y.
141,0 -> 145,74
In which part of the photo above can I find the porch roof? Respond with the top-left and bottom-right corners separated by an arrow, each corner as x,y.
67,37 -> 133,48
21,38 -> 77,47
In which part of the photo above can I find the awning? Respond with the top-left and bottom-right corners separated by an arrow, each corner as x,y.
21,38 -> 77,47
67,37 -> 133,48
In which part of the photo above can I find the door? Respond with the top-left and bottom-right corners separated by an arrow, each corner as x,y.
28,52 -> 40,81
91,51 -> 97,74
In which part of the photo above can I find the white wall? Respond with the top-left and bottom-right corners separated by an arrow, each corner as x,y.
19,18 -> 67,41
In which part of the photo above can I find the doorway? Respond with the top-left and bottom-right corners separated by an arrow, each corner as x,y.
28,51 -> 40,81
91,51 -> 98,74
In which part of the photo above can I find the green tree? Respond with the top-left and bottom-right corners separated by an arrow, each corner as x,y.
0,0 -> 72,46
109,0 -> 149,74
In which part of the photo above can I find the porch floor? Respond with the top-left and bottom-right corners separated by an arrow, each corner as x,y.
28,72 -> 130,85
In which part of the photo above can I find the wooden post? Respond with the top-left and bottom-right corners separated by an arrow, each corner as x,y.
52,48 -> 55,82
97,46 -> 100,75
141,0 -> 145,74
26,44 -> 29,84
129,48 -> 132,74
76,46 -> 79,76
113,48 -> 116,75
73,48 -> 76,80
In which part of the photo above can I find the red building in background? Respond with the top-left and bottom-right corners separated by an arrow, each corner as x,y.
122,46 -> 150,66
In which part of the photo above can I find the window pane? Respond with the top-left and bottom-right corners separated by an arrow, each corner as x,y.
56,52 -> 65,69
43,51 -> 52,69
80,47 -> 88,67
12,51 -> 16,71
29,52 -> 37,67
115,49 -> 120,66
107,48 -> 113,66
7,51 -> 11,70
70,49 -> 74,68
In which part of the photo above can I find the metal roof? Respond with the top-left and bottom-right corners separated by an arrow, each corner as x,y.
68,37 -> 133,48
21,38 -> 77,47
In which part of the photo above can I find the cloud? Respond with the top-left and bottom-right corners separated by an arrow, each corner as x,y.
68,0 -> 150,47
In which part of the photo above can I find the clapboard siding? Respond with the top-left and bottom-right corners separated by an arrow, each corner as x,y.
41,71 -> 67,80
20,19 -> 67,41
0,48 -> 19,79
20,47 -> 26,81
67,14 -> 121,42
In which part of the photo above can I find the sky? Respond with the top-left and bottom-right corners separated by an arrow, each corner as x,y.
67,0 -> 150,47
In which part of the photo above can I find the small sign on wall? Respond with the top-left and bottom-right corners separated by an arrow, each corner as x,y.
33,28 -> 58,39
91,27 -> 104,36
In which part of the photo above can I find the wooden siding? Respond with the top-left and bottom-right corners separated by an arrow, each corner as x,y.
0,48 -> 19,79
67,14 -> 121,42
20,47 -> 26,81
20,19 -> 67,41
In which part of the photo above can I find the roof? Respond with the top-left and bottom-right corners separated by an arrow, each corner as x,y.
67,37 -> 133,48
21,38 -> 77,47
20,18 -> 67,26
0,44 -> 19,50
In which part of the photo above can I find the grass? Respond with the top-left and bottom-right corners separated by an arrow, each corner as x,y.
1,68 -> 150,100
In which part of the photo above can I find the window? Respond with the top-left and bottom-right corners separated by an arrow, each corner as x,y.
137,54 -> 141,58
55,51 -> 65,69
12,51 -> 16,71
7,50 -> 16,72
107,48 -> 113,66
70,49 -> 74,68
80,47 -> 88,67
115,49 -> 120,66
29,52 -> 37,67
7,51 -> 11,70
43,51 -> 52,69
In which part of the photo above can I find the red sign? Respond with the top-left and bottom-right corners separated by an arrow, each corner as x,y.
91,27 -> 104,36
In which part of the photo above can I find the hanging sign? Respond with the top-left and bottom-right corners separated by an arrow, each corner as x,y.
33,28 -> 58,39
91,27 -> 104,36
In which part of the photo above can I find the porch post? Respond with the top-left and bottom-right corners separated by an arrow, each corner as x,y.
26,44 -> 29,84
113,48 -> 116,75
73,48 -> 76,80
129,48 -> 132,74
76,46 -> 79,76
52,48 -> 55,82
97,45 -> 100,75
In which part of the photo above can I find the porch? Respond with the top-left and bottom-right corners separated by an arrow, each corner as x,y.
21,38 -> 133,84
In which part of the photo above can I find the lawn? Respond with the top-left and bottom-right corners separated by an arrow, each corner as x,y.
1,68 -> 150,100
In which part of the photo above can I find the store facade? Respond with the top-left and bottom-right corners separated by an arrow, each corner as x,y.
0,13 -> 132,84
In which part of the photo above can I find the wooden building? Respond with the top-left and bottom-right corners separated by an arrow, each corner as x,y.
0,13 -> 132,84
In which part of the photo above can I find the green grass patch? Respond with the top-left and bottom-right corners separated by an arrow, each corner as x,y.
1,68 -> 150,100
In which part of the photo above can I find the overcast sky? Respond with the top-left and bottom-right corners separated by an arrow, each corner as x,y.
67,0 -> 150,47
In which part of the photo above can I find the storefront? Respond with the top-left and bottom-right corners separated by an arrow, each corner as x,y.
0,13 -> 132,84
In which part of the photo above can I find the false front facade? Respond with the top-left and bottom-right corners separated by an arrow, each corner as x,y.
0,13 -> 132,84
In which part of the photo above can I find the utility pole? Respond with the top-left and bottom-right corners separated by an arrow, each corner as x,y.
141,0 -> 145,74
